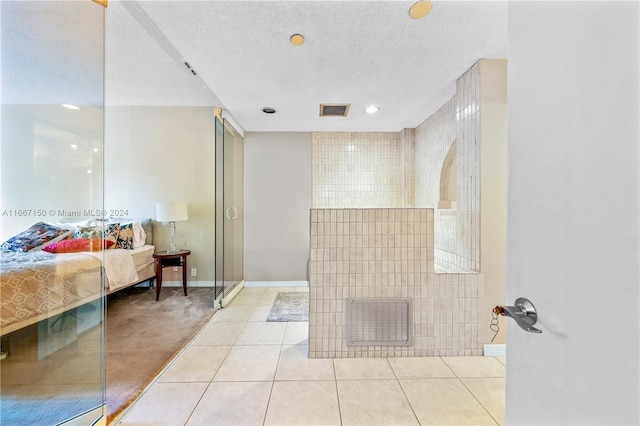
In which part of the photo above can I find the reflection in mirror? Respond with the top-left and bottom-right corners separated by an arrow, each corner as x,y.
1,1 -> 105,424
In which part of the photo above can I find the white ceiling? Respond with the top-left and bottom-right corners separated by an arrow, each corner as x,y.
107,0 -> 508,133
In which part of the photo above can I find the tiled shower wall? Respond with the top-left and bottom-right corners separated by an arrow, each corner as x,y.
312,132 -> 413,208
455,62 -> 481,272
414,62 -> 481,271
414,97 -> 457,208
309,208 -> 484,358
311,63 -> 482,272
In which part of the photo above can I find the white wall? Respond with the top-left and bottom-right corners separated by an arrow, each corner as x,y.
244,132 -> 311,281
479,59 -> 508,344
105,106 -> 215,282
507,2 -> 639,424
0,105 -> 104,240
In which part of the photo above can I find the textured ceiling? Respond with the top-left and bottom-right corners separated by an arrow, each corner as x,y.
1,0 -> 104,105
107,1 -> 509,132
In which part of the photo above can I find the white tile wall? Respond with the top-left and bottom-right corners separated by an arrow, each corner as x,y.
311,64 -> 481,272
414,62 -> 481,272
308,62 -> 486,358
455,62 -> 481,272
312,132 -> 411,208
414,97 -> 457,209
309,208 -> 483,358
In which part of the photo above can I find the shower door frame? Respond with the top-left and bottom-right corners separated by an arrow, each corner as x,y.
214,115 -> 244,306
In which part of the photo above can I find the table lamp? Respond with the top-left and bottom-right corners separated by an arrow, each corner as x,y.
156,201 -> 188,253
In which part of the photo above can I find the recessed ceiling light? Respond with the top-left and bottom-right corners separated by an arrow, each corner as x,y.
290,34 -> 305,46
70,144 -> 78,150
409,0 -> 433,19
262,107 -> 277,114
86,169 -> 93,174
61,104 -> 79,110
364,105 -> 380,114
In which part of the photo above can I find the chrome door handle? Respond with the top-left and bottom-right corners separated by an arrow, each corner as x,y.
225,207 -> 232,219
494,298 -> 542,333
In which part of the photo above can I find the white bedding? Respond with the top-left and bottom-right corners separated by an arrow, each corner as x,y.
88,245 -> 154,291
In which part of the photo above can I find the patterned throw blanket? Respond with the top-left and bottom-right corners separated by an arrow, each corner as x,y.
0,248 -> 138,334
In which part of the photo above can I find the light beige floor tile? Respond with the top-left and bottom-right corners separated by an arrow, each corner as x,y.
275,344 -> 335,381
257,292 -> 278,306
495,355 -> 506,365
248,306 -> 271,321
235,322 -> 287,345
191,321 -> 244,346
212,305 -> 255,322
213,345 -> 280,382
229,290 -> 266,306
256,290 -> 281,305
388,356 -> 456,379
441,356 -> 505,378
283,322 -> 309,345
159,345 -> 230,383
462,377 -> 505,425
337,379 -> 419,425
186,381 -> 272,425
118,382 -> 208,425
334,358 -> 395,380
400,378 -> 497,425
265,380 -> 340,426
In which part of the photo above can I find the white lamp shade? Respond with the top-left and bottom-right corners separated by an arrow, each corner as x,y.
156,202 -> 188,222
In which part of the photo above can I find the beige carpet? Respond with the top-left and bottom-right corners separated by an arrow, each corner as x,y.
106,286 -> 216,423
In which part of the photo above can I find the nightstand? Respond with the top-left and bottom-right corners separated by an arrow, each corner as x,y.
153,250 -> 191,301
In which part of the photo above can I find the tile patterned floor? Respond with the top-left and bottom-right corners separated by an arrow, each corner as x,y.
115,287 -> 505,425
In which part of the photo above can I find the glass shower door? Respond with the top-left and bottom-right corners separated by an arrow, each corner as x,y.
215,117 -> 244,303
0,1 -> 106,424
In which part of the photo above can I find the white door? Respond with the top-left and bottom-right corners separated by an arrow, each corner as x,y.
506,1 -> 639,424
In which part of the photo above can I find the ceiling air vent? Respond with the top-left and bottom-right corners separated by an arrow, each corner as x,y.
319,103 -> 350,117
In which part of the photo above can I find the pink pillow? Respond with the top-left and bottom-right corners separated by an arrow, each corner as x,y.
42,238 -> 114,253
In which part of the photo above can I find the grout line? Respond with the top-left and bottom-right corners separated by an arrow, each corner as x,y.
458,377 -> 501,426
387,358 -> 422,425
182,381 -> 213,426
332,358 -> 344,426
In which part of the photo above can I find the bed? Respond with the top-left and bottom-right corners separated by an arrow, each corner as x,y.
0,219 -> 156,337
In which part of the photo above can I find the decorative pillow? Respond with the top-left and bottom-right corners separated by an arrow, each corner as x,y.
115,222 -> 134,249
0,222 -> 72,252
42,238 -> 114,253
74,223 -> 120,245
132,220 -> 147,248
110,217 -> 152,245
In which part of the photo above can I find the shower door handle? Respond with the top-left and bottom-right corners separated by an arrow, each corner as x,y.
493,298 -> 542,333
226,207 -> 238,220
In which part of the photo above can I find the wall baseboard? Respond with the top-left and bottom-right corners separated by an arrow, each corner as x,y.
244,281 -> 309,288
156,280 -> 215,288
157,280 -> 308,290
483,343 -> 506,356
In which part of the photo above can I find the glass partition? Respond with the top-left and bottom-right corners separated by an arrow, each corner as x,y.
1,1 -> 106,424
215,117 -> 244,303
